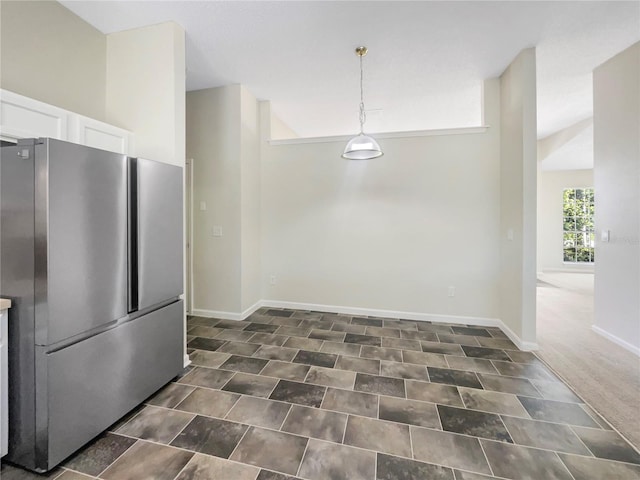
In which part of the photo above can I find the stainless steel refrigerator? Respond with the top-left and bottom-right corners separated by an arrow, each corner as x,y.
0,138 -> 184,472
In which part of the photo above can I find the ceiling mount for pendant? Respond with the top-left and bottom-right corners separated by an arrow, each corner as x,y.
342,45 -> 383,160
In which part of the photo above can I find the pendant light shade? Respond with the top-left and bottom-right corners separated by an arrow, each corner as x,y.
342,46 -> 383,160
342,134 -> 384,160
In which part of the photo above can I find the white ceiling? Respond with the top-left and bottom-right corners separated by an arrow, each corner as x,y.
61,1 -> 639,147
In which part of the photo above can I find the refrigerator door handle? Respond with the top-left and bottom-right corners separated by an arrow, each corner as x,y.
127,157 -> 138,313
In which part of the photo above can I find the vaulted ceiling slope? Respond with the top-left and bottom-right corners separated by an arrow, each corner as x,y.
61,1 -> 639,140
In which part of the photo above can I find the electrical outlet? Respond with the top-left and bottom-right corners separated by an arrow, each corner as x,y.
448,286 -> 455,297
270,275 -> 277,286
212,226 -> 223,237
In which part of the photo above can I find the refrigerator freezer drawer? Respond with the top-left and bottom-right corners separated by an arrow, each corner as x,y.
40,300 -> 184,470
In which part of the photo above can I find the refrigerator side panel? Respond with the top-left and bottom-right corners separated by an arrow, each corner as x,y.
39,140 -> 128,346
0,143 -> 37,468
44,300 -> 184,470
136,158 -> 183,310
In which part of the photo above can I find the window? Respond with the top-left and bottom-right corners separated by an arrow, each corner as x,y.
563,188 -> 595,263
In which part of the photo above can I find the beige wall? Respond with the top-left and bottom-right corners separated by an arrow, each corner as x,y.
0,0 -> 106,121
499,48 -> 538,347
593,42 -> 640,354
260,80 -> 502,322
106,22 -> 186,166
537,169 -> 594,273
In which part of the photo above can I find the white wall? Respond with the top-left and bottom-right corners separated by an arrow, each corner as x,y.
0,0 -> 107,121
499,48 -> 538,347
593,42 -> 640,355
537,169 -> 594,273
106,22 -> 186,166
259,80 -> 502,323
187,86 -> 242,314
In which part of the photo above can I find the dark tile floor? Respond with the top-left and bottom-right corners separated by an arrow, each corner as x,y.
3,308 -> 640,480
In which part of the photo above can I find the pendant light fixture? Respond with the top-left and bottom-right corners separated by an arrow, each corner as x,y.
342,46 -> 384,160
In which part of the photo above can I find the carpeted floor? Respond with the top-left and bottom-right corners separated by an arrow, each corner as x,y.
536,272 -> 640,448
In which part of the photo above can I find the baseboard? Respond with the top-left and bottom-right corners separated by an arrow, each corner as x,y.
592,325 -> 640,356
183,354 -> 192,368
496,321 -> 539,352
191,301 -> 262,321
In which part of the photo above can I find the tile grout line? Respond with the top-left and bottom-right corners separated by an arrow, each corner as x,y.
477,439 -> 496,477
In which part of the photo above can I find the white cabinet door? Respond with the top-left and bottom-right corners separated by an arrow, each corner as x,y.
0,90 -> 68,141
69,115 -> 133,155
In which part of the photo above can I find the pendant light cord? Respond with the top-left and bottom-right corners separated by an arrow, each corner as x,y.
359,53 -> 366,134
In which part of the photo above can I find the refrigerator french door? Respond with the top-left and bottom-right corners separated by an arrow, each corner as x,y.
0,138 -> 184,472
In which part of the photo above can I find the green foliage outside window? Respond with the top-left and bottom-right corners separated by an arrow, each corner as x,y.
563,188 -> 595,263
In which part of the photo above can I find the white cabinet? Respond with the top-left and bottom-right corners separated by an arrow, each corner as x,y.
0,89 -> 133,155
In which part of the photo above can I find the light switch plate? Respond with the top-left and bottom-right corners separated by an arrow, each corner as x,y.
601,230 -> 610,242
212,226 -> 223,237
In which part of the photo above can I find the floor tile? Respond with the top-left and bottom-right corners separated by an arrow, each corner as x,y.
321,387 -> 378,417
175,387 -> 240,418
63,432 -> 136,476
505,350 -> 540,364
376,454 -> 454,480
480,440 -> 574,480
243,323 -> 280,333
248,332 -> 289,346
256,471 -> 303,480
188,350 -> 232,369
217,341 -> 261,356
344,416 -> 412,457
175,454 -> 259,480
378,395 -> 440,428
580,404 -> 614,430
305,366 -> 356,389
415,323 -> 454,334
344,333 -> 382,346
230,427 -> 308,475
335,355 -> 380,374
572,426 -> 640,464
284,336 -> 324,351
225,396 -> 291,429
215,319 -> 249,330
101,440 -> 194,480
171,416 -> 248,458
253,345 -> 299,362
292,311 -> 324,320
459,388 -> 529,417
246,313 -> 276,324
298,438 -> 376,480
365,326 -> 401,338
405,380 -> 464,407
558,453 -> 640,480
380,360 -> 430,381
428,367 -> 483,389
354,373 -> 406,398
437,405 -> 512,442
187,326 -> 224,338
293,350 -> 338,368
451,326 -> 492,337
117,406 -> 194,443
491,360 -> 557,382
531,379 -> 582,403
320,341 -> 361,357
352,317 -> 383,327
269,379 -> 326,407
270,316 -> 304,327
188,316 -> 219,327
437,333 -> 481,346
453,471 -> 498,480
476,373 -> 541,397
330,323 -> 367,334
402,350 -> 448,367
309,329 -> 346,342
501,416 -> 591,455
518,397 -> 600,428
260,360 -> 310,381
220,355 -> 269,374
360,345 -> 403,362
222,372 -> 279,397
276,326 -> 311,337
0,464 -> 60,479
410,427 -> 492,475
460,346 -> 511,362
476,337 -> 518,350
55,472 -> 94,480
384,319 -> 419,330
420,341 -> 465,356
381,337 -> 422,351
216,329 -> 257,342
400,330 -> 439,342
266,309 -> 294,318
281,405 -> 348,442
147,383 -> 195,408
321,313 -> 352,324
187,337 -> 226,352
445,356 -> 498,374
